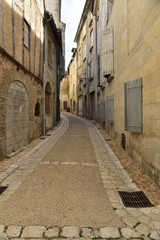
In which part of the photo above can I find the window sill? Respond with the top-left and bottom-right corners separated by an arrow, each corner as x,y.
103,72 -> 114,82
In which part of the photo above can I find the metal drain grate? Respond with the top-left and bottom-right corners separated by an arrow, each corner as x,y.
118,191 -> 153,208
0,186 -> 8,196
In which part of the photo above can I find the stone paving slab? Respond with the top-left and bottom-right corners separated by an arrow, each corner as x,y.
0,224 -> 158,239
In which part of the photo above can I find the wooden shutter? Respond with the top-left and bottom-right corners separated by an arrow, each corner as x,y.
124,78 -> 142,133
102,28 -> 114,77
107,96 -> 114,123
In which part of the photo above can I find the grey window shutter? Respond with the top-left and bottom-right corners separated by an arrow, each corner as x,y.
124,78 -> 142,133
107,96 -> 114,123
100,100 -> 105,122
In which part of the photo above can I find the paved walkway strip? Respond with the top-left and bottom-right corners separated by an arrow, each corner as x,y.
0,116 -> 69,199
0,114 -> 160,239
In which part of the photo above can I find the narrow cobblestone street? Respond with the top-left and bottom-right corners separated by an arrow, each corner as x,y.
0,113 -> 160,239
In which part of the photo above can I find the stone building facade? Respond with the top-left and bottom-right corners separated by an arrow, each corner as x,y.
71,0 -> 160,186
74,0 -> 97,119
68,48 -> 77,114
0,0 -> 44,159
60,73 -> 69,111
91,0 -> 160,186
0,0 -> 65,160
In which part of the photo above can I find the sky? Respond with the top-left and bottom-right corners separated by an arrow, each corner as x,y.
61,0 -> 86,70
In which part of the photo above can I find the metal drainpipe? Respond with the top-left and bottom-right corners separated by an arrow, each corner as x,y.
42,14 -> 52,136
92,12 -> 98,120
76,46 -> 79,115
42,20 -> 46,136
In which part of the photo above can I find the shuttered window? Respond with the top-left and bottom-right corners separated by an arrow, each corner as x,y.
124,78 -> 142,133
106,0 -> 108,25
102,1 -> 105,31
107,96 -> 114,123
24,19 -> 30,49
83,43 -> 86,60
102,28 -> 114,78
99,100 -> 105,122
90,29 -> 93,50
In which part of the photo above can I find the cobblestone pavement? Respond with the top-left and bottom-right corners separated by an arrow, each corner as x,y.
0,113 -> 160,239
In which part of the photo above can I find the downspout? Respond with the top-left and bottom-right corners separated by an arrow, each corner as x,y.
42,14 -> 52,136
92,10 -> 99,120
76,46 -> 79,115
42,19 -> 46,136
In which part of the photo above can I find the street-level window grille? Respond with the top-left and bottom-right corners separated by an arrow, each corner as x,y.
24,19 -> 30,49
107,96 -> 114,124
35,102 -> 40,117
124,78 -> 142,133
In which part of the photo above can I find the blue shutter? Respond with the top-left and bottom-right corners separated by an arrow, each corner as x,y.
124,78 -> 142,133
107,96 -> 114,123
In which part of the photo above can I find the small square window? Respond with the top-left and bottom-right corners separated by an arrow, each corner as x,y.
24,19 -> 30,49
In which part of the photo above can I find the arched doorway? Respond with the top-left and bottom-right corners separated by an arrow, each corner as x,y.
6,81 -> 29,154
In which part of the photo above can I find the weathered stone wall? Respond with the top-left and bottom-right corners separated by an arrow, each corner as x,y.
68,51 -> 77,114
45,23 -> 58,128
60,75 -> 69,111
0,54 -> 43,159
0,0 -> 44,160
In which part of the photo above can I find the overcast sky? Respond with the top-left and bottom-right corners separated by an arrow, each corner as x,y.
61,0 -> 86,70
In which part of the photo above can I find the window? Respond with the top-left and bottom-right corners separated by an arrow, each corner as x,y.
45,82 -> 51,114
107,96 -> 114,123
97,20 -> 100,55
90,29 -> 93,50
106,0 -> 108,25
35,102 -> 40,116
24,19 -> 30,49
102,28 -> 114,79
83,23 -> 86,39
88,59 -> 93,79
48,38 -> 53,66
83,42 -> 86,61
78,49 -> 81,67
98,100 -> 105,122
124,78 -> 142,133
102,2 -> 105,31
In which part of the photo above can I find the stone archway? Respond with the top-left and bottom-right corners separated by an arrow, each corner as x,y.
6,81 -> 29,154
